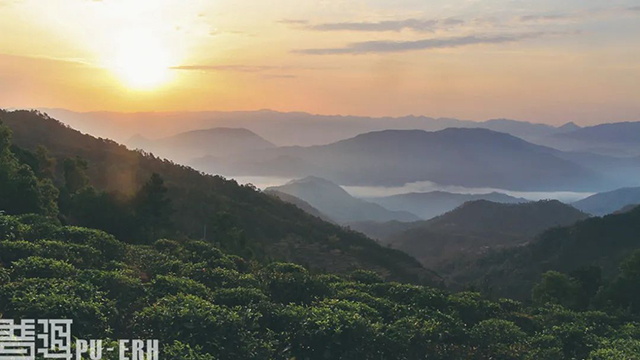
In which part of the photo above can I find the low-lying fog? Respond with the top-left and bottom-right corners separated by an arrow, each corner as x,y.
232,176 -> 594,203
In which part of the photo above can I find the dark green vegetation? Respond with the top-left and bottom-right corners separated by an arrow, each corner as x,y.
455,205 -> 640,301
0,110 -> 436,284
3,212 -> 640,359
352,200 -> 588,274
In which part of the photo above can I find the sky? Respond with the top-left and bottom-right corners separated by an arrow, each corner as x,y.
0,0 -> 639,125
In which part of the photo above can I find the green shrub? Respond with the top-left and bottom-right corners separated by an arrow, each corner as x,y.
11,256 -> 77,279
349,269 -> 383,284
150,275 -> 212,300
0,278 -> 112,337
212,287 -> 268,307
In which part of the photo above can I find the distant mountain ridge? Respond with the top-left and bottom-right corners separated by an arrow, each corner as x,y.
198,128 -> 605,191
264,189 -> 335,224
127,127 -> 275,163
573,187 -> 640,216
40,108 -> 580,147
356,200 -> 589,274
539,121 -> 640,157
266,176 -> 420,224
367,191 -> 528,220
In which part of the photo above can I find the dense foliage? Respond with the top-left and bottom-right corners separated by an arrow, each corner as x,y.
0,110 -> 437,284
453,205 -> 640,300
2,213 -> 640,359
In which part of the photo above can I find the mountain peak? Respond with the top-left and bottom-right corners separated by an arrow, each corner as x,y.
558,122 -> 581,132
268,177 -> 420,223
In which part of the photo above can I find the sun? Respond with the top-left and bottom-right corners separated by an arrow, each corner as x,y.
110,30 -> 173,90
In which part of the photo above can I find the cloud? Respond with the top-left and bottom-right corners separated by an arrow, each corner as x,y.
171,65 -> 281,72
278,19 -> 308,25
294,32 -> 545,55
262,74 -> 297,79
519,7 -> 640,23
170,65 -> 301,80
171,64 -> 333,72
296,18 -> 464,33
519,14 -> 573,22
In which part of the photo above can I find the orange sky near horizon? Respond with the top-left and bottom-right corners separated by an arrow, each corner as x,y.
1,0 -> 639,125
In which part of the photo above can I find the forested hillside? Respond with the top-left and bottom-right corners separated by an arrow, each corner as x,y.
354,200 -> 588,274
0,110 -> 437,284
367,191 -> 527,220
453,206 -> 640,300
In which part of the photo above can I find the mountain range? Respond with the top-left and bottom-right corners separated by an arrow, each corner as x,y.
366,191 -> 528,220
38,109 -> 640,158
352,200 -> 589,273
265,176 -> 420,224
39,108 -> 580,146
572,187 -> 640,216
194,128 -> 610,191
538,121 -> 640,157
128,127 -> 275,164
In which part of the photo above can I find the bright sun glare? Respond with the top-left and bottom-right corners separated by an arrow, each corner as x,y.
110,30 -> 173,90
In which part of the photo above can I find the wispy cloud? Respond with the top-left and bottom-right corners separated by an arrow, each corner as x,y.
519,14 -> 573,22
262,74 -> 297,79
519,7 -> 640,23
289,18 -> 464,33
278,19 -> 309,25
171,65 -> 283,72
294,32 -> 546,55
171,64 -> 332,72
170,65 -> 301,80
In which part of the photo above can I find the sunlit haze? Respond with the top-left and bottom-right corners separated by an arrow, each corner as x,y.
1,0 -> 639,124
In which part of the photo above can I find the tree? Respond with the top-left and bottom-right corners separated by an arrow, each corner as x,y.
63,156 -> 89,194
0,123 -> 58,216
532,271 -> 580,309
35,145 -> 55,179
134,173 -> 174,242
598,250 -> 640,313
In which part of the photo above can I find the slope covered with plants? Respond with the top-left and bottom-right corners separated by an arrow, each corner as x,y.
453,206 -> 640,300
0,109 -> 436,284
3,213 -> 640,359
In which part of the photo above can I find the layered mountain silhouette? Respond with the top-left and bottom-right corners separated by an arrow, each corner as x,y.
0,109 -> 438,284
264,189 -> 335,224
367,191 -> 527,220
265,176 -> 420,224
355,200 -> 589,273
540,121 -> 640,157
573,187 -> 640,216
195,128 -> 605,191
41,108 -> 580,147
128,127 -> 275,163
